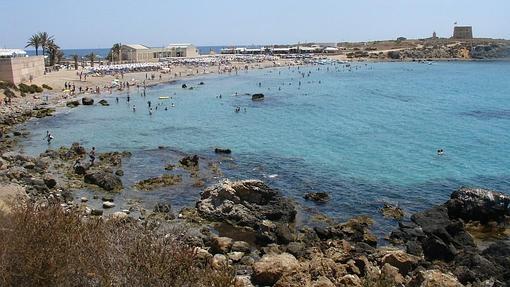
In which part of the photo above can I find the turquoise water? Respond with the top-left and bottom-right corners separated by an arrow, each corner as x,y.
19,61 -> 510,233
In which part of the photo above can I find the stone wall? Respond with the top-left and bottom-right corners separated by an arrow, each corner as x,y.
0,56 -> 45,84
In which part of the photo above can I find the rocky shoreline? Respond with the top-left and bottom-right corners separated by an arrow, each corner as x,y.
1,132 -> 509,286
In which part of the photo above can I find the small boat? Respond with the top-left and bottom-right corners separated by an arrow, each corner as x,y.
159,96 -> 170,100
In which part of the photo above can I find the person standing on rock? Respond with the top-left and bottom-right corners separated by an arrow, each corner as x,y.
89,147 -> 96,165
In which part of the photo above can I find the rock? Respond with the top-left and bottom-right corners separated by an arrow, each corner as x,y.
234,275 -> 255,287
447,187 -> 510,223
110,211 -> 128,220
115,169 -> 124,176
380,263 -> 405,285
179,155 -> 199,168
196,180 -> 297,230
74,165 -> 87,175
232,241 -> 251,253
80,197 -> 88,202
43,175 -> 57,188
312,276 -> 336,287
285,242 -> 306,258
82,97 -> 94,105
252,253 -> 300,286
338,274 -> 362,287
134,174 -> 182,191
274,272 -> 311,287
103,201 -> 115,208
211,254 -> 227,269
153,202 -> 175,220
381,250 -> 421,276
304,192 -> 330,203
91,209 -> 103,216
211,236 -> 233,254
84,172 -> 123,191
252,93 -> 264,101
194,247 -> 212,261
98,99 -> 109,106
66,100 -> 80,108
408,270 -> 463,287
214,148 -> 232,154
381,203 -> 404,220
164,164 -> 175,171
315,216 -> 377,247
227,251 -> 244,262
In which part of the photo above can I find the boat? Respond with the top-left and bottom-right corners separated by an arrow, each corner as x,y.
159,96 -> 170,99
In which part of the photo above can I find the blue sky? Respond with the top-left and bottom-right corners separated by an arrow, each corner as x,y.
1,0 -> 509,49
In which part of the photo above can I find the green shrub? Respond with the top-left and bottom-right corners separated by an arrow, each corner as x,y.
18,83 -> 31,94
2,88 -> 15,98
30,84 -> 43,93
0,200 -> 235,287
42,84 -> 53,90
0,81 -> 18,91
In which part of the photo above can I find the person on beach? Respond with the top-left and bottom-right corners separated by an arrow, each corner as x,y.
89,147 -> 96,165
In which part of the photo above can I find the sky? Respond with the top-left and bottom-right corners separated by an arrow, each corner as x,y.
1,0 -> 509,49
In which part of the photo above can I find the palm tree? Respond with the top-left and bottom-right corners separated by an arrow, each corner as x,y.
72,54 -> 79,70
46,39 -> 61,66
38,32 -> 54,57
85,52 -> 96,67
25,33 -> 42,55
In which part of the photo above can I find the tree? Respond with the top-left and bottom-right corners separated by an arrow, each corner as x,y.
46,39 -> 61,66
38,32 -> 54,58
72,54 -> 79,70
85,52 -> 96,67
25,34 -> 42,55
107,43 -> 122,63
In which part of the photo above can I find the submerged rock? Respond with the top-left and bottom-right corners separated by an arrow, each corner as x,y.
134,174 -> 182,191
214,148 -> 232,154
381,203 -> 404,221
66,100 -> 80,108
303,192 -> 330,203
179,155 -> 199,169
98,99 -> 109,106
251,93 -> 264,101
84,172 -> 123,192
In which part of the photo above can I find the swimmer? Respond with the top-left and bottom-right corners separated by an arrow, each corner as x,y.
437,149 -> 444,156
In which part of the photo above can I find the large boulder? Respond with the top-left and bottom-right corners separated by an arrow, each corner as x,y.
82,97 -> 94,105
196,180 -> 296,230
408,270 -> 463,287
447,187 -> 510,223
381,250 -> 421,276
252,253 -> 300,286
84,172 -> 123,191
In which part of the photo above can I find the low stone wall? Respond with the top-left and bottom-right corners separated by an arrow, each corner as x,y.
0,56 -> 45,84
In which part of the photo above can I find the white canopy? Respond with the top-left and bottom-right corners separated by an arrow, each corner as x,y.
0,49 -> 27,57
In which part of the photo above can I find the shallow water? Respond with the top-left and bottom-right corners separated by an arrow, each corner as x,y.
18,61 -> 510,236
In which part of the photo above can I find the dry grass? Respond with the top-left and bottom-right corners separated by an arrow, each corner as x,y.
0,199 -> 234,287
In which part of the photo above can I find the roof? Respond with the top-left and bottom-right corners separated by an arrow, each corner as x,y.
166,43 -> 195,48
0,49 -> 27,57
123,44 -> 149,50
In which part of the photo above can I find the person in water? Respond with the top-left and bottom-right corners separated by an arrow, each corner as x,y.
89,147 -> 96,165
437,149 -> 444,156
44,131 -> 54,144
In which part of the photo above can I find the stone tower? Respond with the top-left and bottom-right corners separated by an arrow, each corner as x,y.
452,26 -> 473,39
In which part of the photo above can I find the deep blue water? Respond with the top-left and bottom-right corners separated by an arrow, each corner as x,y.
18,61 -> 510,235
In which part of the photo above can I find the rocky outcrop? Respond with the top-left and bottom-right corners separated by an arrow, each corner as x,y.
447,187 -> 510,223
179,155 -> 199,169
251,94 -> 264,101
134,174 -> 182,191
303,192 -> 329,203
66,100 -> 80,108
214,148 -> 232,154
84,171 -> 123,191
98,99 -> 109,106
82,97 -> 94,105
197,180 -> 296,231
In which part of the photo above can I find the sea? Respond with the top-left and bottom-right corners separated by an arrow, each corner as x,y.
17,61 -> 510,237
